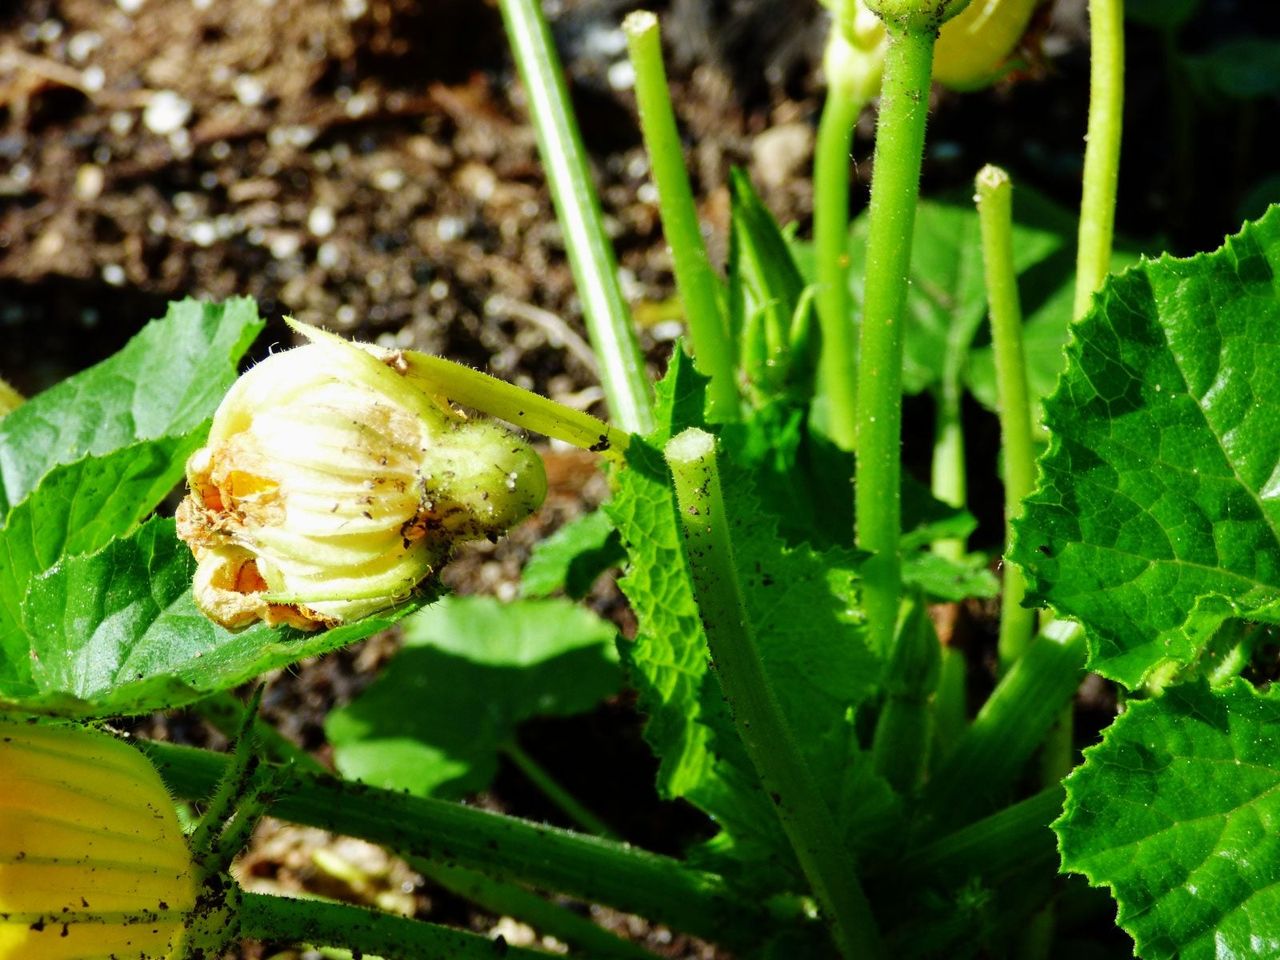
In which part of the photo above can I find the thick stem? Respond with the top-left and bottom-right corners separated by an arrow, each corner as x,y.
978,164 -> 1063,960
623,11 -> 737,421
895,785 -> 1062,884
930,644 -> 968,764
813,27 -> 874,451
855,23 -> 937,656
665,427 -> 884,960
497,0 -> 654,435
921,620 -> 1085,832
146,743 -> 795,950
871,598 -> 939,794
237,891 -> 549,960
502,741 -> 619,840
975,166 -> 1038,671
1072,0 -> 1125,321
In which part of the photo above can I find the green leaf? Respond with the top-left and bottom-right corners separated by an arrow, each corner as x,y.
608,351 -> 892,884
0,436 -> 201,663
1012,207 -> 1280,688
326,595 -> 621,798
0,298 -> 262,517
0,518 -> 428,717
847,191 -> 1071,397
1056,680 -> 1280,959
0,299 -> 263,674
519,509 -> 624,599
728,169 -> 811,400
902,551 -> 999,602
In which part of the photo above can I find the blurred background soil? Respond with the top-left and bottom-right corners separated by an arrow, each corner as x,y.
1,0 -> 1276,956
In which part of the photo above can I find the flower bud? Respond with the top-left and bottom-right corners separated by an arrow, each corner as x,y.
0,722 -> 197,960
933,0 -> 1040,90
177,328 -> 547,630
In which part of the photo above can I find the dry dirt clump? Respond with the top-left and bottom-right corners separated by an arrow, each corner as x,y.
1,0 -> 818,409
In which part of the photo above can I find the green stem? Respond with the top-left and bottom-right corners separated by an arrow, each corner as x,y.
1072,0 -> 1125,320
921,620 -> 1085,832
145,743 -> 797,950
623,11 -> 737,422
497,0 -> 655,435
930,644 -> 968,765
871,597 -> 939,794
419,861 -> 660,960
237,891 -> 550,960
813,26 -> 875,451
976,165 -> 1038,671
665,428 -> 883,960
855,22 -> 937,655
894,785 -> 1062,885
502,741 -> 619,840
193,690 -> 326,773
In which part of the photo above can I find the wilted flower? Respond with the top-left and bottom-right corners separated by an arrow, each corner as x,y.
177,324 -> 547,630
0,722 -> 197,959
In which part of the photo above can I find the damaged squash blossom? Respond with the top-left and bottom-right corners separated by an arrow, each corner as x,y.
0,722 -> 199,959
177,330 -> 547,630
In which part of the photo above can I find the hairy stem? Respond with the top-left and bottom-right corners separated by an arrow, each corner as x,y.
623,11 -> 737,421
665,427 -> 884,960
855,22 -> 937,655
238,891 -> 550,960
813,21 -> 877,450
497,0 -> 654,434
146,742 -> 797,950
1073,0 -> 1125,320
975,165 -> 1038,671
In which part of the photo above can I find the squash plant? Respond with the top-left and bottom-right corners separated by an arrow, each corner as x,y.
2,0 -> 1278,957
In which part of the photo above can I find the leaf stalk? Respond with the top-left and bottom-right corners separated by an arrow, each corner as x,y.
496,0 -> 655,434
1073,0 -> 1125,320
664,426 -> 884,960
623,11 -> 738,421
854,21 -> 938,656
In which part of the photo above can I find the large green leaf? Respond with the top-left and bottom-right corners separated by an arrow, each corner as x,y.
2,518 -> 428,717
0,298 -> 262,517
1012,207 -> 1280,688
1056,680 -> 1280,959
326,595 -> 621,798
607,351 -> 894,885
0,300 -> 263,678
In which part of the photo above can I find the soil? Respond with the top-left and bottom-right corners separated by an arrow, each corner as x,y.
1,0 -> 1276,957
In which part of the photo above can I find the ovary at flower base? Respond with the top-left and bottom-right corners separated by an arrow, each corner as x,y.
177,323 -> 547,631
